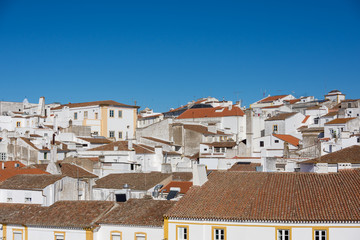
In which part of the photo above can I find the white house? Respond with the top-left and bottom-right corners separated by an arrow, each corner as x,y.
165,170 -> 360,240
264,112 -> 304,137
250,94 -> 295,108
324,117 -> 360,139
325,90 -> 346,103
50,100 -> 139,140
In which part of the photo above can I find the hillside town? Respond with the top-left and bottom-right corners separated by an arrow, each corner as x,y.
0,89 -> 360,239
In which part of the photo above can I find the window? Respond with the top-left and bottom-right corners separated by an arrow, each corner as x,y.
95,112 -> 98,119
118,131 -> 123,139
357,138 -> 360,143
177,226 -> 188,240
111,231 -> 121,240
16,121 -> 21,127
118,110 -> 122,118
44,152 -> 48,160
273,125 -> 277,132
109,131 -> 115,138
212,227 -> 225,240
84,111 -> 88,119
0,152 -> 6,161
7,197 -> 12,202
277,229 -> 290,240
275,140 -> 279,143
25,197 -> 32,203
74,112 -> 78,120
135,233 -> 146,240
131,164 -> 135,171
93,131 -> 99,136
314,117 -> 319,124
13,231 -> 23,240
109,110 -> 114,117
314,230 -> 327,240
260,141 -> 264,147
54,231 -> 65,240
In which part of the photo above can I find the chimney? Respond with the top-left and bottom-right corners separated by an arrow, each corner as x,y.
1,162 -> 4,170
193,164 -> 208,186
128,140 -> 133,150
37,96 -> 45,117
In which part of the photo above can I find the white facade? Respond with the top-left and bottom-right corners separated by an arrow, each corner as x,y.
98,224 -> 163,240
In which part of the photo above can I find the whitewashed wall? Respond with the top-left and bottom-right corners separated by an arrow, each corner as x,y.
97,224 -> 163,240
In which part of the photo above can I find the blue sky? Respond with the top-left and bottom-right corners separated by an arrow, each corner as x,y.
0,0 -> 359,112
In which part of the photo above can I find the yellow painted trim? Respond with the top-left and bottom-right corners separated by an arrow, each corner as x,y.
275,226 -> 292,240
100,107 -> 108,137
86,229 -> 93,240
54,231 -> 66,240
164,217 -> 169,240
16,121 -> 21,127
167,221 -> 360,229
176,225 -> 189,240
211,226 -> 226,240
110,230 -> 122,240
134,232 -> 147,240
2,224 -> 6,240
13,228 -> 24,240
312,227 -> 329,240
24,226 -> 28,240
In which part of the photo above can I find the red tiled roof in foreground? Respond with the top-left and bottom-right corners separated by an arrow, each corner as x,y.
228,162 -> 261,172
273,134 -> 300,147
0,168 -> 49,182
165,170 -> 360,222
160,181 -> 193,194
177,106 -> 244,119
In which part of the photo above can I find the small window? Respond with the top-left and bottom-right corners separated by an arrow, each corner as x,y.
314,230 -> 326,240
7,197 -> 12,202
84,111 -> 88,119
25,197 -> 32,203
95,112 -> 98,119
109,131 -> 115,138
74,112 -> 78,120
277,229 -> 290,240
273,125 -> 278,133
16,121 -> 21,127
275,140 -> 279,143
118,110 -> 122,118
177,226 -> 188,240
118,132 -> 123,139
213,227 -> 225,240
13,231 -> 22,240
55,232 -> 65,240
260,141 -> 264,147
131,164 -> 135,171
44,152 -> 48,160
314,117 -> 319,124
111,232 -> 121,240
93,131 -> 99,136
0,152 -> 6,161
109,110 -> 114,118
357,138 -> 360,143
135,233 -> 146,240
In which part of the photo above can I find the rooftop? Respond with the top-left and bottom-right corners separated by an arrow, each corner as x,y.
51,100 -> 139,110
0,174 -> 63,190
302,145 -> 360,164
265,112 -> 297,121
177,106 -> 245,119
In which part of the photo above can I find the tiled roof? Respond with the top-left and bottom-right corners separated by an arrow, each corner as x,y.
160,181 -> 193,194
0,168 -> 49,182
142,136 -> 173,146
302,145 -> 360,164
177,106 -> 244,119
0,174 -> 63,190
273,134 -> 300,147
51,100 -> 139,110
133,144 -> 155,154
258,95 -> 289,103
306,105 -> 322,110
302,115 -> 310,123
1,161 -> 25,169
94,172 -> 172,190
59,163 -> 98,178
19,137 -> 40,150
171,172 -> 193,181
28,201 -> 116,228
165,170 -> 360,222
87,141 -> 130,151
30,134 -> 42,138
183,124 -> 227,135
324,117 -> 356,125
322,111 -> 338,118
78,137 -> 112,144
99,199 -> 175,226
265,112 -> 297,121
0,204 -> 45,225
228,162 -> 261,172
202,141 -> 237,148
285,99 -> 301,104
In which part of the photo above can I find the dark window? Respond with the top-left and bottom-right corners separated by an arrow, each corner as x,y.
260,141 -> 264,147
275,140 -> 279,143
115,194 -> 127,202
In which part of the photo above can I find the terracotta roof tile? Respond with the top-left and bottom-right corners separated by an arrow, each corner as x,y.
142,136 -> 173,146
78,137 -> 112,144
184,124 -> 228,135
228,162 -> 261,172
303,145 -> 360,164
202,141 -> 237,148
273,134 -> 300,147
165,170 -> 360,222
87,141 -> 129,151
0,174 -> 63,190
265,112 -> 297,121
302,115 -> 310,123
98,199 -> 175,226
160,181 -> 193,194
177,106 -> 244,119
51,100 -> 139,110
325,117 -> 356,125
258,95 -> 289,103
0,168 -> 49,182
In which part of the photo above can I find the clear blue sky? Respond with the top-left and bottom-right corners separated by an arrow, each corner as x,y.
1,0 -> 359,112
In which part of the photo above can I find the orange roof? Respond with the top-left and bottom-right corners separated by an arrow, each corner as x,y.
285,99 -> 301,104
325,118 -> 356,125
302,115 -> 310,123
0,168 -> 49,182
258,95 -> 289,103
177,106 -> 244,119
1,161 -> 25,169
160,181 -> 193,194
273,134 -> 300,147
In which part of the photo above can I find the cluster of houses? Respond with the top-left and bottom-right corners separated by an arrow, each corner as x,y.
0,89 -> 359,239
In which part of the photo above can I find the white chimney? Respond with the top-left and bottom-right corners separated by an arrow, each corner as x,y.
128,140 -> 133,150
37,96 -> 45,117
193,164 -> 208,186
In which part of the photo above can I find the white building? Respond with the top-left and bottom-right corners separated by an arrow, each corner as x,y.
264,112 -> 305,137
250,94 -> 295,109
325,90 -> 346,103
50,100 -> 139,140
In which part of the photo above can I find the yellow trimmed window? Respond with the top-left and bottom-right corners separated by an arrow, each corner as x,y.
16,121 -> 21,127
212,227 -> 226,240
135,232 -> 146,240
109,110 -> 114,118
111,231 -> 121,240
273,124 -> 278,133
177,226 -> 188,240
277,229 -> 290,240
54,231 -> 65,240
314,229 -> 327,240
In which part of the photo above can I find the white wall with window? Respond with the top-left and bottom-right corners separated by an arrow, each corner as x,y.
97,224 -> 164,240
